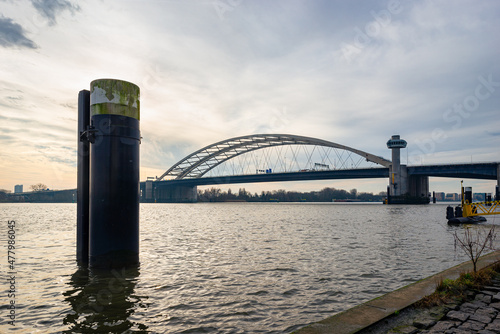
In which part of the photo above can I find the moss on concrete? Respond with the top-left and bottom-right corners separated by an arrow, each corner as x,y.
90,79 -> 140,120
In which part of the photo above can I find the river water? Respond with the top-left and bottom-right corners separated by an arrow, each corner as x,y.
0,202 -> 498,333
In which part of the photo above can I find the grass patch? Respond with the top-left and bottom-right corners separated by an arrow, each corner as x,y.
416,267 -> 498,308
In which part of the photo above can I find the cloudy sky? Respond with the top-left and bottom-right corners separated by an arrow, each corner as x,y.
1,0 -> 499,194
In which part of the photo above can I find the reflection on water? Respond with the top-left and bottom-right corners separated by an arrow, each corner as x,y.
0,202 -> 496,333
62,266 -> 148,333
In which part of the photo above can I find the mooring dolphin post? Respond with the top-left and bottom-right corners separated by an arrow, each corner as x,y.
77,79 -> 141,268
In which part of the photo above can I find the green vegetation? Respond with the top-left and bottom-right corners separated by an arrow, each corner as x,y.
417,266 -> 499,308
418,224 -> 498,308
197,187 -> 386,202
0,189 -> 11,202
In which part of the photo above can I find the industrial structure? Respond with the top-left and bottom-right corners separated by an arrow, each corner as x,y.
385,135 -> 429,203
141,134 -> 500,204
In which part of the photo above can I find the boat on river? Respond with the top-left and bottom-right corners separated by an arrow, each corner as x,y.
447,215 -> 487,225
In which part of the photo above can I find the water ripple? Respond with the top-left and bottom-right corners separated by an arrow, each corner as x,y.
0,202 -> 492,333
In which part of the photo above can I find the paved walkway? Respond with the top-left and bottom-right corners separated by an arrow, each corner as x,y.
385,281 -> 500,333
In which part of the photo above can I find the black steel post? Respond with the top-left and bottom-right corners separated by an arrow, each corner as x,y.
89,79 -> 141,268
77,90 -> 90,265
464,187 -> 473,204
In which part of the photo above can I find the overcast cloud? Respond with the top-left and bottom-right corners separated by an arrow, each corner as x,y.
0,16 -> 37,48
30,0 -> 79,25
0,0 -> 498,193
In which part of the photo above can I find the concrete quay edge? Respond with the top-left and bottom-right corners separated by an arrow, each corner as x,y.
293,250 -> 500,334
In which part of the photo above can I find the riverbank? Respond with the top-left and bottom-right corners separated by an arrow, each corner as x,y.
293,251 -> 500,334
364,272 -> 500,333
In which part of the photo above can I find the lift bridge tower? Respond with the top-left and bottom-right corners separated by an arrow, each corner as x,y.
387,135 -> 407,197
386,135 -> 429,204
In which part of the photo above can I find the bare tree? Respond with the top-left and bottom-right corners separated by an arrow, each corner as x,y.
453,226 -> 496,273
30,183 -> 48,192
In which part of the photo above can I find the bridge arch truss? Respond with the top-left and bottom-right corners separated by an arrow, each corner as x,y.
157,134 -> 391,181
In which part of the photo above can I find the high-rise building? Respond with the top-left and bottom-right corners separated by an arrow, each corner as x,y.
435,192 -> 445,201
14,185 -> 23,193
473,193 -> 487,202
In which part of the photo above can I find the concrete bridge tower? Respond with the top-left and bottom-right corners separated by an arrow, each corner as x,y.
387,135 -> 407,197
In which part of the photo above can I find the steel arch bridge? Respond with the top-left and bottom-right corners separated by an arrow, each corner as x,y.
157,134 -> 391,181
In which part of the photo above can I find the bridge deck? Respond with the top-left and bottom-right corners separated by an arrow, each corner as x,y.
156,168 -> 389,187
409,162 -> 499,180
153,163 -> 499,187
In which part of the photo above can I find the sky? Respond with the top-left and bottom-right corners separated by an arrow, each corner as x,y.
0,0 -> 499,195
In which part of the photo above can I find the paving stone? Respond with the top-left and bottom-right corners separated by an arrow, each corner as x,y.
477,307 -> 498,318
388,325 -> 419,334
445,303 -> 460,311
447,310 -> 470,322
493,293 -> 500,302
460,302 -> 480,311
414,319 -> 437,329
379,273 -> 500,333
485,295 -> 494,303
429,329 -> 451,334
445,329 -> 477,334
482,290 -> 497,296
457,320 -> 486,331
461,302 -> 481,313
453,330 -> 479,334
476,294 -> 494,304
473,300 -> 489,308
428,320 -> 460,332
485,319 -> 500,332
478,330 -> 497,334
470,313 -> 494,324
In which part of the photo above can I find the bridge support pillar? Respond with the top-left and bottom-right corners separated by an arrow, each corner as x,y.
145,180 -> 153,201
408,175 -> 429,199
155,184 -> 198,203
497,164 -> 500,201
387,135 -> 407,199
386,135 -> 429,204
400,165 -> 408,195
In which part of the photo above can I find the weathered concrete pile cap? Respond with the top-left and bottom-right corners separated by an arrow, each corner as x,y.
90,79 -> 140,120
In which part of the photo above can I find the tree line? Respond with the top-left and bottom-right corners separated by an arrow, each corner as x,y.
197,187 -> 386,202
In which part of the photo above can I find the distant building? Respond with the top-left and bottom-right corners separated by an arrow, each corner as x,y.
14,185 -> 23,193
435,192 -> 445,201
445,193 -> 459,201
473,193 -> 486,202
